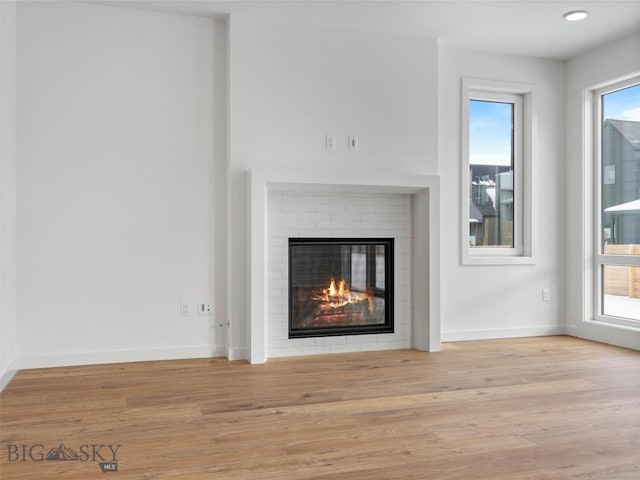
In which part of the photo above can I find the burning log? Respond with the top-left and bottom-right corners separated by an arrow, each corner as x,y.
312,278 -> 373,313
308,312 -> 365,326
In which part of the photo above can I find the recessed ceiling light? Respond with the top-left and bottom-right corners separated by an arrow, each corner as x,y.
563,10 -> 589,22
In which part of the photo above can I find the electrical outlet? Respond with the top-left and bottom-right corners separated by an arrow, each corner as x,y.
198,301 -> 213,315
180,300 -> 193,317
542,288 -> 551,302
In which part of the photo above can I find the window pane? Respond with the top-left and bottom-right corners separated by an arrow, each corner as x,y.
597,78 -> 640,325
601,83 -> 640,254
469,99 -> 514,248
602,265 -> 640,321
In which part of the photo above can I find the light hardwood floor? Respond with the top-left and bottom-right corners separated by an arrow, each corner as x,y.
1,336 -> 639,479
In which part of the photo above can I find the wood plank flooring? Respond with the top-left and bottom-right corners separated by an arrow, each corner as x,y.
1,336 -> 639,479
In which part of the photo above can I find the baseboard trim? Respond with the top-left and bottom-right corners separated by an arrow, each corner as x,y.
442,326 -> 566,342
225,347 -> 248,361
566,324 -> 640,351
0,357 -> 19,391
19,345 -> 226,370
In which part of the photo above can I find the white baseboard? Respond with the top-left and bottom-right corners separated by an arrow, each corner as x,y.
442,326 -> 566,342
566,323 -> 640,351
225,346 -> 248,361
19,345 -> 226,370
0,357 -> 19,392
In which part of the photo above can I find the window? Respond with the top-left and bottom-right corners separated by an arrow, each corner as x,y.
593,77 -> 640,326
462,79 -> 532,265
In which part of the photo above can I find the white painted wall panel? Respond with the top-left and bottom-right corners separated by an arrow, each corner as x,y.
229,17 -> 438,354
0,0 -> 18,388
17,2 -> 222,367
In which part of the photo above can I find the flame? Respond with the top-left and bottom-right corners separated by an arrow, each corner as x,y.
313,277 -> 373,313
325,278 -> 349,298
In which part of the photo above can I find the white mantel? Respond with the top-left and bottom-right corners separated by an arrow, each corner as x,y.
247,168 -> 441,364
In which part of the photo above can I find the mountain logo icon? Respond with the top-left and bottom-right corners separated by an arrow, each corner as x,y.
45,443 -> 80,461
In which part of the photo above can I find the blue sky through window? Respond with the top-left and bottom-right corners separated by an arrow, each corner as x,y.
469,100 -> 513,166
603,83 -> 640,121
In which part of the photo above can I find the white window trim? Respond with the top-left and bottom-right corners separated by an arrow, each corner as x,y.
461,78 -> 534,266
589,73 -> 640,330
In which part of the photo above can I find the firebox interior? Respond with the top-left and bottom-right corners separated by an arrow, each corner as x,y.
288,238 -> 394,338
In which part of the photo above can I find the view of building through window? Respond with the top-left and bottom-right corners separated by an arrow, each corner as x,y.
600,81 -> 640,321
468,99 -> 515,248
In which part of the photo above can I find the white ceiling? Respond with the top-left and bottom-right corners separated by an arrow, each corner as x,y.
100,0 -> 640,60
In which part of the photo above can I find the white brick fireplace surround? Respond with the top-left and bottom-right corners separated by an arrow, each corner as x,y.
248,168 -> 441,364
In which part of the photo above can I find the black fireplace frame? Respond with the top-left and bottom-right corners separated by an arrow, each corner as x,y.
288,237 -> 394,339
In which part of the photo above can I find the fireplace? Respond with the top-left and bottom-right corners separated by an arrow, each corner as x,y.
288,238 -> 394,338
248,168 -> 440,363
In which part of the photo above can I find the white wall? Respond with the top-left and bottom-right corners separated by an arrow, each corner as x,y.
437,48 -> 566,340
17,2 -> 224,367
565,32 -> 640,350
228,16 -> 438,356
1,0 -> 18,388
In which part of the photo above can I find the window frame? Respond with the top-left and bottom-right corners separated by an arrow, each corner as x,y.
591,74 -> 640,329
461,78 -> 534,266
